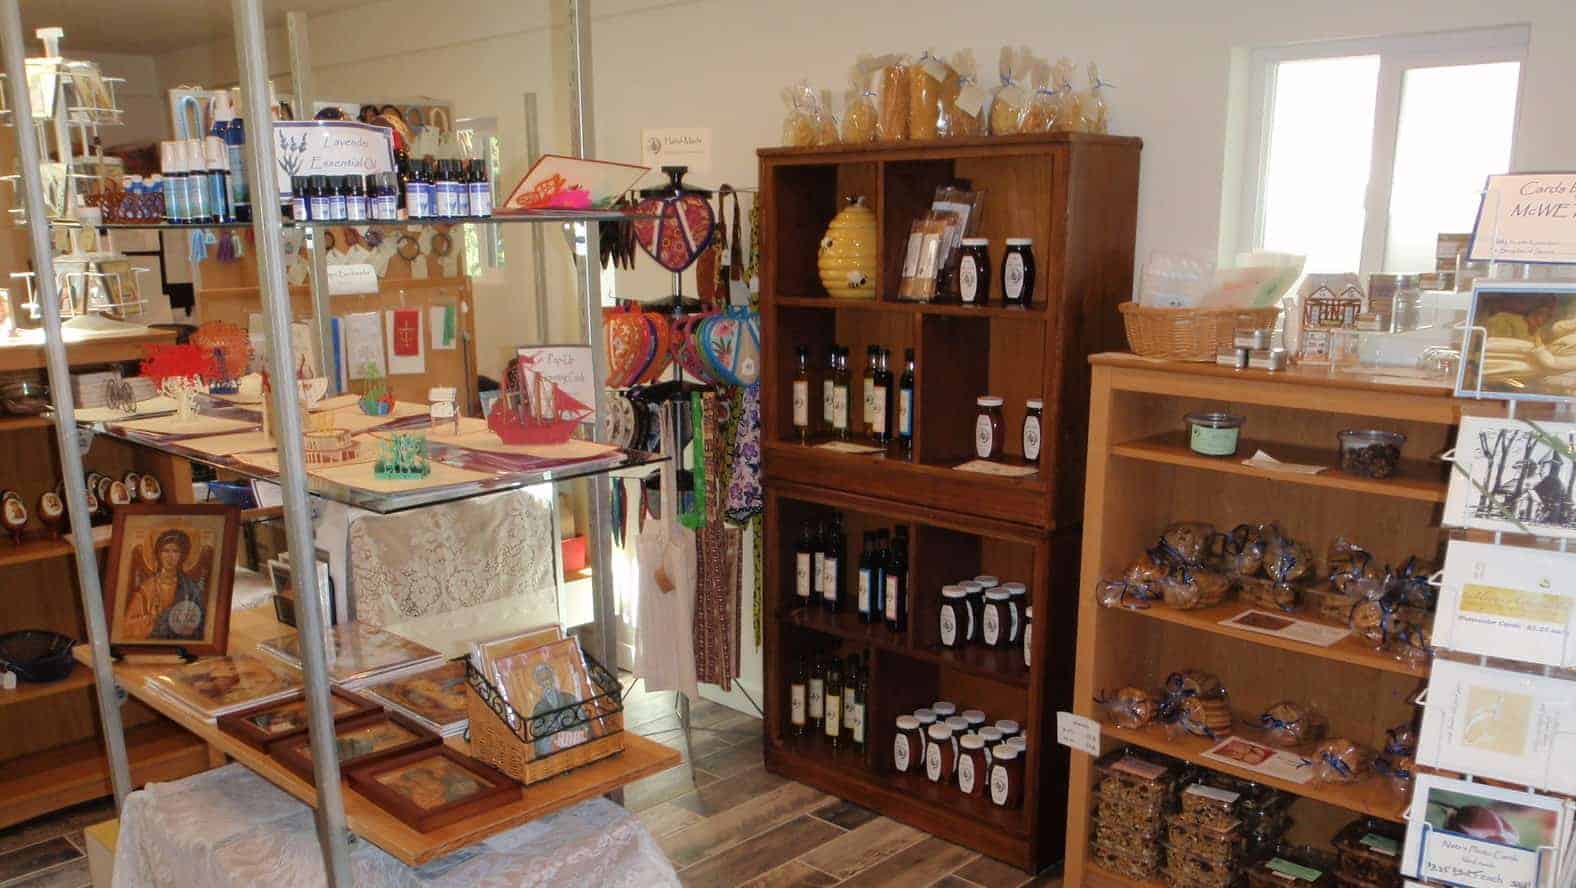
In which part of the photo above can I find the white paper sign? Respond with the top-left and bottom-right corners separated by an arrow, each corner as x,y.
1420,828 -> 1544,888
326,263 -> 379,296
343,311 -> 384,380
273,121 -> 396,199
1470,173 -> 1576,264
1417,659 -> 1576,794
640,127 -> 712,175
1056,712 -> 1101,756
516,345 -> 596,426
1435,540 -> 1576,668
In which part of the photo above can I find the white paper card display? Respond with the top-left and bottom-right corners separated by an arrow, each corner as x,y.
1470,173 -> 1576,264
1056,712 -> 1101,756
325,263 -> 379,296
273,121 -> 396,200
1435,540 -> 1576,668
1403,773 -> 1568,888
1201,737 -> 1316,784
1418,659 -> 1576,795
1218,610 -> 1351,647
516,345 -> 597,426
343,311 -> 385,380
1443,416 -> 1576,540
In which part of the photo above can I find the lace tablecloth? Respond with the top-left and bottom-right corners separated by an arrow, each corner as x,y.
112,764 -> 678,888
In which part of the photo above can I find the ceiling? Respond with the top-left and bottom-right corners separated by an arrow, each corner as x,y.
19,0 -> 355,56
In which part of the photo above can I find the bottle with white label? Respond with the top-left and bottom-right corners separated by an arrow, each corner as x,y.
989,743 -> 1023,807
898,349 -> 916,459
832,348 -> 851,440
871,348 -> 892,444
822,346 -> 839,431
857,532 -> 876,623
861,346 -> 878,438
1000,238 -> 1035,307
821,512 -> 845,612
852,659 -> 868,751
884,525 -> 908,632
975,396 -> 1005,460
811,519 -> 826,605
808,653 -> 825,731
939,585 -> 967,648
792,346 -> 812,444
958,238 -> 991,305
823,657 -> 843,746
1022,398 -> 1043,464
842,654 -> 860,743
1023,606 -> 1033,668
790,656 -> 808,735
794,521 -> 815,608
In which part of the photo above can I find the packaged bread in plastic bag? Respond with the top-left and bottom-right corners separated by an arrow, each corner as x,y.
874,54 -> 910,141
908,49 -> 954,140
1082,61 -> 1112,134
841,56 -> 880,144
939,49 -> 985,137
1051,57 -> 1082,132
816,88 -> 839,145
780,81 -> 819,147
1019,59 -> 1058,132
988,46 -> 1032,135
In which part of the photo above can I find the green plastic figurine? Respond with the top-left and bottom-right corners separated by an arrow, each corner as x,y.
374,432 -> 431,480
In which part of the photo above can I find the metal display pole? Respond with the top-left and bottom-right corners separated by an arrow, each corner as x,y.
287,11 -> 338,395
231,2 -> 355,884
0,0 -> 133,809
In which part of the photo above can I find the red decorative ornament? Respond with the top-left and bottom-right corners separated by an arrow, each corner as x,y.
486,357 -> 590,445
140,344 -> 219,386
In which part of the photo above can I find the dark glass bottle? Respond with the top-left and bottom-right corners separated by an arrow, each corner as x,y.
884,525 -> 909,632
307,174 -> 332,222
809,652 -> 826,731
872,528 -> 890,621
792,345 -> 812,444
822,345 -> 839,433
811,519 -> 827,605
822,512 -> 845,612
794,521 -> 815,607
832,349 -> 851,440
790,655 -> 808,736
852,655 -> 869,751
326,175 -> 348,221
857,532 -> 876,623
861,346 -> 879,438
290,175 -> 309,221
873,348 -> 893,445
345,174 -> 368,221
823,656 -> 843,746
841,653 -> 859,741
898,349 -> 916,459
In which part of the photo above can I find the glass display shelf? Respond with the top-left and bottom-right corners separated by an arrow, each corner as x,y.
41,208 -> 644,231
87,397 -> 664,514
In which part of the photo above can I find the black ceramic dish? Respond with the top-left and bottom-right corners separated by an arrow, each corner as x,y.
0,629 -> 76,682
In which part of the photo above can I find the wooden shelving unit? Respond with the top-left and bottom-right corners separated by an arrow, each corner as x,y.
759,133 -> 1142,872
0,720 -> 209,829
1063,354 -> 1496,885
0,327 -> 176,372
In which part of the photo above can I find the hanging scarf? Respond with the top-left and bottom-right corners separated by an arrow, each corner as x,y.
678,394 -> 707,530
725,384 -> 762,523
693,391 -> 739,689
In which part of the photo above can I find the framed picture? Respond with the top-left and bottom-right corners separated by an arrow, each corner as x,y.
103,504 -> 240,657
1456,281 -> 1576,403
266,710 -> 439,782
216,687 -> 379,752
345,745 -> 518,832
1442,416 -> 1576,540
267,555 -> 335,630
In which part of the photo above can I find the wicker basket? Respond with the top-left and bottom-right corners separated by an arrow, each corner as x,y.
1119,303 -> 1282,362
465,648 -> 624,785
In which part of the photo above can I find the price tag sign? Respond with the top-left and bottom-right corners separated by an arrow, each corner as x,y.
1056,711 -> 1101,756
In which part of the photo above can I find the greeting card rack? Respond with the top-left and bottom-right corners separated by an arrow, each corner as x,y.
0,1 -> 635,883
1062,354 -> 1502,885
463,651 -> 625,785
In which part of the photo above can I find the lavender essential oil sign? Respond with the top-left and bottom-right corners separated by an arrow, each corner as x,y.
273,121 -> 396,199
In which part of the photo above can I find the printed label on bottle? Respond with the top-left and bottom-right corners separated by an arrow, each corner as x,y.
959,756 -> 976,793
852,703 -> 865,742
292,196 -> 307,220
975,414 -> 994,458
812,552 -> 825,593
990,765 -> 1010,805
863,379 -> 876,421
1008,602 -> 1021,642
795,553 -> 811,600
894,735 -> 911,771
790,685 -> 806,725
965,604 -> 976,641
824,697 -> 841,736
1004,253 -> 1025,302
960,255 -> 979,303
822,380 -> 835,423
925,742 -> 942,781
833,388 -> 849,430
792,381 -> 809,427
808,680 -> 824,717
983,606 -> 1001,645
347,198 -> 368,221
885,576 -> 900,621
1189,424 -> 1240,456
822,558 -> 838,602
899,389 -> 913,436
468,183 -> 492,216
872,386 -> 887,435
940,607 -> 957,645
1023,417 -> 1041,460
858,569 -> 872,614
843,695 -> 856,737
1024,623 -> 1032,667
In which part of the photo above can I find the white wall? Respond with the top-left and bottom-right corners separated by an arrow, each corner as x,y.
81,51 -> 166,149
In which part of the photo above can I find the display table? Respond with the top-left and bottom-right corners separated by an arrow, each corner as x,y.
76,609 -> 683,867
113,763 -> 678,887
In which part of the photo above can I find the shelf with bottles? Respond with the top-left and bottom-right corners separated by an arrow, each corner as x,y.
49,208 -> 639,232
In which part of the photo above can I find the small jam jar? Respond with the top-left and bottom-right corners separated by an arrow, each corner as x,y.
977,726 -> 1003,769
960,581 -> 986,644
962,709 -> 988,731
958,238 -> 991,305
982,590 -> 1013,647
939,587 -> 969,648
893,715 -> 922,773
995,719 -> 1021,741
957,733 -> 988,798
1001,238 -> 1035,307
1022,399 -> 1044,464
925,723 -> 955,784
1023,605 -> 1034,668
1007,735 -> 1027,755
944,716 -> 969,757
974,397 -> 1005,459
1002,583 -> 1027,642
913,708 -> 937,729
974,575 -> 1000,589
931,701 -> 958,720
989,743 -> 1024,808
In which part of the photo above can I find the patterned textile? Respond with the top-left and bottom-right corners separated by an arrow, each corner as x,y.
725,383 -> 763,523
692,392 -> 739,689
112,764 -> 677,887
751,515 -> 763,650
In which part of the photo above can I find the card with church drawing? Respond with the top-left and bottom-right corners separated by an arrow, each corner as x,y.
1417,659 -> 1576,795
1434,539 -> 1576,668
1443,416 -> 1576,540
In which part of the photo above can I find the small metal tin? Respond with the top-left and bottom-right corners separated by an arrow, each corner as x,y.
1233,328 -> 1272,350
1216,345 -> 1250,369
1248,347 -> 1288,371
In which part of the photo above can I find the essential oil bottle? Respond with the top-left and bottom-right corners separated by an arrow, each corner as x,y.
307,174 -> 332,222
345,175 -> 368,222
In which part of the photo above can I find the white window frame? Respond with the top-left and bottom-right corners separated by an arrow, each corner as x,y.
1236,25 -> 1529,276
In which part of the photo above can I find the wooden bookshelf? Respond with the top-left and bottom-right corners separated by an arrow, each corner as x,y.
1062,354 -> 1499,884
0,719 -> 208,829
760,133 -> 1142,873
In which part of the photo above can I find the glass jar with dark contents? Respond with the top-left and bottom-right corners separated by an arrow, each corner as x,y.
975,396 -> 1004,459
958,238 -> 991,305
1001,238 -> 1035,307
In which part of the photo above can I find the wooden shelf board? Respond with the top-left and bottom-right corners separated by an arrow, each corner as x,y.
0,415 -> 52,432
757,130 -> 1144,159
1085,864 -> 1162,887
1111,432 -> 1446,503
1111,600 -> 1429,678
0,720 -> 209,829
75,608 -> 683,866
1100,723 -> 1409,823
783,606 -> 1030,689
775,295 -> 1050,322
0,525 -> 113,568
0,662 -> 95,707
1090,352 -> 1455,401
0,328 -> 178,373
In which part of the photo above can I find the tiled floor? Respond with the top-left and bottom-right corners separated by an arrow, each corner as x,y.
0,685 -> 1062,887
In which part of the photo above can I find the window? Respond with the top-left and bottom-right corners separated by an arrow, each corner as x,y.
1236,26 -> 1526,276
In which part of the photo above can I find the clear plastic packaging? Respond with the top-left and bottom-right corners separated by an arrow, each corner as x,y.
1220,524 -> 1266,577
988,46 -> 1033,135
1331,818 -> 1405,886
841,57 -> 880,144
1165,845 -> 1245,886
1262,527 -> 1315,583
1098,686 -> 1160,729
1240,576 -> 1301,613
1083,62 -> 1112,134
1125,548 -> 1173,592
1245,848 -> 1337,888
816,88 -> 839,146
875,54 -> 910,141
780,80 -> 819,147
1019,59 -> 1058,132
940,50 -> 985,137
1166,817 -> 1248,863
1161,522 -> 1216,565
1179,782 -> 1245,829
1159,568 -> 1234,610
1166,669 -> 1224,700
908,49 -> 952,141
1313,738 -> 1375,783
1094,747 -> 1181,810
1139,251 -> 1217,308
1091,843 -> 1163,880
1257,700 -> 1328,747
1175,694 -> 1234,739
1091,814 -> 1163,856
1099,576 -> 1157,610
1051,57 -> 1082,132
1325,537 -> 1379,595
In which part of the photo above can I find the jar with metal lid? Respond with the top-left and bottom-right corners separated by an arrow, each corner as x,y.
893,715 -> 922,773
1002,582 -> 1027,642
925,723 -> 956,783
1184,411 -> 1245,457
939,587 -> 969,648
974,574 -> 1000,589
931,701 -> 957,719
944,716 -> 969,757
975,396 -> 1004,459
1001,238 -> 1035,307
1022,399 -> 1044,463
983,589 -> 1013,647
1023,605 -> 1034,667
978,726 -> 1003,769
960,582 -> 986,644
962,709 -> 987,731
989,743 -> 1024,807
913,708 -> 937,727
958,238 -> 991,305
1007,734 -> 1027,753
957,734 -> 988,798
995,719 -> 1021,740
